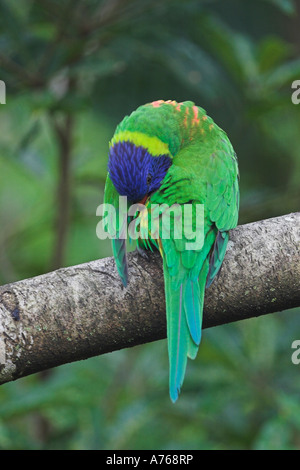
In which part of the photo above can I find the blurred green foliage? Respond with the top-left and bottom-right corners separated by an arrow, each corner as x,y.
0,0 -> 299,449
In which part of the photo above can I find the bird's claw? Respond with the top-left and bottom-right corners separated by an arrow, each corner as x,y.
136,245 -> 150,260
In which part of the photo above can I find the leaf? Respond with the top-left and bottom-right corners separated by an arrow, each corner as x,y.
263,0 -> 296,15
263,58 -> 300,88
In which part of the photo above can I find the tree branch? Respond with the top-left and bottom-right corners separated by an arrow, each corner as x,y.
0,212 -> 299,385
48,89 -> 75,270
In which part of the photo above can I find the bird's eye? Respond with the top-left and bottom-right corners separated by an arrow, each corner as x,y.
146,173 -> 152,185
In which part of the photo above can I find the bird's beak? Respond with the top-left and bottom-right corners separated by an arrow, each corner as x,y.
138,194 -> 148,205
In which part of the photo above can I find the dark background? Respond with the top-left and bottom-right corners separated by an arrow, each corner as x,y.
0,0 -> 299,449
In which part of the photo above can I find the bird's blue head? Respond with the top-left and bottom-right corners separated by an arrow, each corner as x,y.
108,140 -> 172,203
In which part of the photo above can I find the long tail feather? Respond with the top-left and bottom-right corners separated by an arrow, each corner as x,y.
206,231 -> 229,287
167,283 -> 189,403
183,279 -> 201,345
165,258 -> 210,402
112,238 -> 128,287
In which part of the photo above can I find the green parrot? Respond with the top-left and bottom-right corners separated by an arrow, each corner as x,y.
104,100 -> 239,402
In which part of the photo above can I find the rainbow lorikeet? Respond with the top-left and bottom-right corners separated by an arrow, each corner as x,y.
104,100 -> 239,402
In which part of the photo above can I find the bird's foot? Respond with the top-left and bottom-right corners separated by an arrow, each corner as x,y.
135,245 -> 150,260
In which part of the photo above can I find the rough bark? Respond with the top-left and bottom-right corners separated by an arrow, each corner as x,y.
0,212 -> 299,385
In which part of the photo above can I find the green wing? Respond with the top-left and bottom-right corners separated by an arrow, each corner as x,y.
205,136 -> 239,286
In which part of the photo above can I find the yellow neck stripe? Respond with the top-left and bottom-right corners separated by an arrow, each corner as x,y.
110,130 -> 171,157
